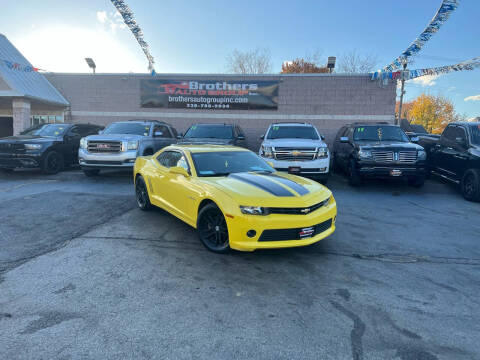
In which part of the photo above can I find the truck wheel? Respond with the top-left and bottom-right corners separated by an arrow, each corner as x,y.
42,151 -> 64,174
461,169 -> 480,202
408,176 -> 425,188
83,169 -> 100,177
348,159 -> 362,186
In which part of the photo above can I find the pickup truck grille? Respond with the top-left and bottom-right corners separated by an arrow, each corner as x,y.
87,141 -> 122,153
371,150 -> 417,164
273,147 -> 317,161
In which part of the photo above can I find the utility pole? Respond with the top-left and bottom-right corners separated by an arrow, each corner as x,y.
397,61 -> 407,126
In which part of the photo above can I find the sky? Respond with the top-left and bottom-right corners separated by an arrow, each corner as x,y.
1,0 -> 479,118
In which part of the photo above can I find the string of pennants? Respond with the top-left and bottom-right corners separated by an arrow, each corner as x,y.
371,56 -> 480,81
110,0 -> 155,72
1,59 -> 42,72
384,0 -> 460,71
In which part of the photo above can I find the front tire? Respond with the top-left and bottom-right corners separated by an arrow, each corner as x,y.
135,176 -> 153,211
42,151 -> 64,174
461,169 -> 480,202
197,203 -> 230,253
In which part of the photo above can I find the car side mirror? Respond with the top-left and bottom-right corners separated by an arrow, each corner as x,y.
154,131 -> 163,137
169,166 -> 190,177
260,134 -> 265,140
237,135 -> 245,140
340,136 -> 349,143
177,133 -> 183,139
410,136 -> 419,143
320,134 -> 325,140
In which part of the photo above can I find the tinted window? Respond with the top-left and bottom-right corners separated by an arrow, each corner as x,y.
35,124 -> 68,137
353,126 -> 408,142
453,127 -> 467,145
191,151 -> 274,177
157,151 -> 187,169
21,124 -> 46,135
153,125 -> 171,138
469,124 -> 480,145
442,126 -> 456,141
266,125 -> 319,140
103,122 -> 151,136
335,126 -> 347,140
184,125 -> 233,139
77,126 -> 101,137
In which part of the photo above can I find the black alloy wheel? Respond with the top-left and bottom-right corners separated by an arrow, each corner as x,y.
83,169 -> 100,177
42,151 -> 63,174
348,159 -> 362,186
135,176 -> 152,210
461,169 -> 480,202
197,203 -> 230,253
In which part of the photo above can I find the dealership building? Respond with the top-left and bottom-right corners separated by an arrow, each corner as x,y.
0,34 -> 396,149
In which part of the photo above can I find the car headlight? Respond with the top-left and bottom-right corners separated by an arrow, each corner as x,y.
260,145 -> 273,158
417,149 -> 427,160
126,140 -> 139,151
80,138 -> 87,149
358,149 -> 372,159
24,144 -> 42,150
317,146 -> 328,159
240,206 -> 268,215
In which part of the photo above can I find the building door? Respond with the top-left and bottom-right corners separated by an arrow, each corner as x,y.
0,117 -> 13,138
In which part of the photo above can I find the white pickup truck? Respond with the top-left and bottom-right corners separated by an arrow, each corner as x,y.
258,122 -> 330,184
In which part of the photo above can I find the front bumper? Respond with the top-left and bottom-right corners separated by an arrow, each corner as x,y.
78,148 -> 138,169
260,156 -> 330,177
357,161 -> 427,179
0,153 -> 41,169
226,199 -> 337,251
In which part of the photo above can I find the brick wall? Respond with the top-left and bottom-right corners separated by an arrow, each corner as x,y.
45,73 -> 396,150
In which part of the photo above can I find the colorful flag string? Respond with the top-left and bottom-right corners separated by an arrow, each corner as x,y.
384,0 -> 460,72
1,59 -> 42,72
110,0 -> 155,72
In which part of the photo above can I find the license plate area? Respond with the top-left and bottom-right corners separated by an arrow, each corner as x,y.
390,169 -> 402,176
288,166 -> 301,174
299,226 -> 315,239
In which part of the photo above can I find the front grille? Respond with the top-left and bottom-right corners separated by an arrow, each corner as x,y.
83,160 -> 123,165
267,197 -> 330,215
398,151 -> 417,164
0,143 -> 24,152
258,218 -> 333,242
273,147 -> 317,161
87,141 -> 122,153
372,150 -> 394,163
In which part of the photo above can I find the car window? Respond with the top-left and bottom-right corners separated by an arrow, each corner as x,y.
103,122 -> 150,136
77,126 -> 98,137
34,124 -> 68,137
335,127 -> 346,141
236,126 -> 245,137
453,127 -> 467,147
153,125 -> 171,138
353,126 -> 408,142
184,125 -> 233,139
442,126 -> 456,141
469,124 -> 480,145
68,127 -> 81,136
157,151 -> 183,168
266,125 -> 319,140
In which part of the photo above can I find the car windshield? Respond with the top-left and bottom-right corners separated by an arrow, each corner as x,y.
20,125 -> 46,135
469,124 -> 480,145
184,125 -> 233,139
192,151 -> 274,177
354,126 -> 409,142
103,123 -> 150,136
267,125 -> 319,140
34,124 -> 68,137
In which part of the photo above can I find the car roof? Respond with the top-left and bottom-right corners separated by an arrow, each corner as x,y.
167,144 -> 249,153
270,122 -> 313,127
451,121 -> 480,126
348,122 -> 393,126
188,123 -> 234,127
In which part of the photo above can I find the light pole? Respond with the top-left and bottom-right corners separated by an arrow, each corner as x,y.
85,58 -> 96,74
397,61 -> 408,126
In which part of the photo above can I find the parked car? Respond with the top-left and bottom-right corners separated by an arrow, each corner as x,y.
19,123 -> 47,135
332,123 -> 427,187
0,123 -> 103,174
134,144 -> 337,253
258,122 -> 330,183
417,122 -> 480,201
178,123 -> 246,146
78,120 -> 177,176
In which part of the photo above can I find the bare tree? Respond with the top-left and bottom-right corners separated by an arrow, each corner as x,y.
337,50 -> 379,73
226,48 -> 272,74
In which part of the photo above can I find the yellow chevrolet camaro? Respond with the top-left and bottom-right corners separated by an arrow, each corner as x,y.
134,145 -> 337,253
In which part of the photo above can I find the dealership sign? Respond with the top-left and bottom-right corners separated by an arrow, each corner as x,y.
141,79 -> 279,110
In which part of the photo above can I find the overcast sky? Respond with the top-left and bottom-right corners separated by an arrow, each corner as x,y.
1,0 -> 479,117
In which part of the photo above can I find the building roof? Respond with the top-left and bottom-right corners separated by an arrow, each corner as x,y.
0,34 -> 69,106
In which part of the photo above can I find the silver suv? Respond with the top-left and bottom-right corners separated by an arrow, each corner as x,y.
78,120 -> 177,176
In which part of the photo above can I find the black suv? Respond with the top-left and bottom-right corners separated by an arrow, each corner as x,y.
332,123 -> 427,187
417,122 -> 480,201
0,123 -> 103,174
178,123 -> 246,147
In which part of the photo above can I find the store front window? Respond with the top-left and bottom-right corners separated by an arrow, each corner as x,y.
30,114 -> 64,126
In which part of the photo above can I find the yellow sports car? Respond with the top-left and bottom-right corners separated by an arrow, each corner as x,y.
134,145 -> 337,253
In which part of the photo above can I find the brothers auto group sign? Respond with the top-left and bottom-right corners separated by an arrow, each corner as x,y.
141,79 -> 279,110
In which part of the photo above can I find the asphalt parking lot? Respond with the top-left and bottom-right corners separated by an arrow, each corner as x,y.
0,169 -> 479,360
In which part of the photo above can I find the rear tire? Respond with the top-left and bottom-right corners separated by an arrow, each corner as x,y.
42,151 -> 63,174
197,203 -> 230,253
348,159 -> 362,186
461,169 -> 480,202
83,169 -> 100,177
135,176 -> 153,211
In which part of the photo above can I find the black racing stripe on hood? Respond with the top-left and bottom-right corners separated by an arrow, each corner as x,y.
266,173 -> 310,196
229,173 -> 295,197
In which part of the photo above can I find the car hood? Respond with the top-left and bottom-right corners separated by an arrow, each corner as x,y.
0,135 -> 59,143
85,134 -> 144,142
178,138 -> 233,145
262,138 -> 326,148
356,140 -> 423,151
199,171 -> 331,207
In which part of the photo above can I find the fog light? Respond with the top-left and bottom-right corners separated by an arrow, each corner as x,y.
247,230 -> 256,238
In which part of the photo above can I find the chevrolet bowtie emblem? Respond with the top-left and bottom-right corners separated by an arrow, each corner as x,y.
301,208 -> 311,214
292,150 -> 301,156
